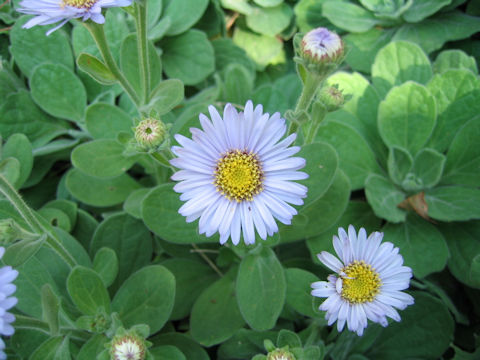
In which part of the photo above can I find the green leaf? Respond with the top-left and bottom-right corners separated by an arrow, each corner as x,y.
123,188 -> 151,220
112,265 -> 175,334
10,16 -> 74,78
43,199 -> 78,229
365,174 -> 406,223
0,90 -> 69,147
425,186 -> 480,221
30,336 -> 71,360
378,82 -> 436,155
372,41 -> 432,98
161,29 -> 215,85
0,158 -> 19,186
307,200 -> 382,264
71,139 -> 136,178
254,0 -> 283,6
120,34 -> 162,97
142,184 -> 218,244
77,334 -> 109,360
162,0 -> 209,36
322,1 -> 377,32
190,270 -> 245,346
38,208 -> 71,232
402,0 -> 451,23
41,284 -> 60,335
162,258 -> 217,320
427,69 -> 480,115
279,169 -> 351,242
442,118 -> 480,187
246,4 -> 293,36
316,120 -> 381,190
440,221 -> 480,289
30,63 -> 87,123
285,268 -> 319,318
222,64 -> 254,105
2,235 -> 46,268
150,346 -> 186,360
277,329 -> 302,349
2,133 -> 33,188
212,38 -> 256,75
405,148 -> 445,190
393,11 -> 480,54
433,49 -> 478,75
145,79 -> 185,115
90,213 -> 153,292
67,266 -> 110,315
387,146 -> 413,186
428,89 -> 480,153
236,246 -> 286,331
366,292 -> 454,360
85,103 -> 133,140
233,27 -> 284,71
151,333 -> 210,360
294,0 -> 330,33
66,169 -> 141,207
382,214 -> 448,278
93,247 -> 119,288
77,53 -> 117,85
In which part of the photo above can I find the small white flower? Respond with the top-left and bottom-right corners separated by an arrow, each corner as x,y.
111,334 -> 145,360
17,0 -> 132,35
311,225 -> 414,336
171,100 -> 308,246
0,247 -> 18,359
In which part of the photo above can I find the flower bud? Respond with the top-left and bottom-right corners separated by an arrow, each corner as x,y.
296,27 -> 344,78
318,85 -> 346,112
267,348 -> 296,360
134,118 -> 167,150
110,329 -> 147,360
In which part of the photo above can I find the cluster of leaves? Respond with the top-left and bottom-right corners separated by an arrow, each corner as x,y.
0,0 -> 479,359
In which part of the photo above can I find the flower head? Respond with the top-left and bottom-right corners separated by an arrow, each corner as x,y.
267,348 -> 296,360
311,225 -> 414,336
170,100 -> 308,246
0,247 -> 18,358
301,28 -> 343,64
134,118 -> 167,150
111,332 -> 146,360
17,0 -> 133,35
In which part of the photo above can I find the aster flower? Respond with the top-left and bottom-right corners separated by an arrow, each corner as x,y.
170,100 -> 308,246
134,118 -> 167,150
300,27 -> 344,64
311,225 -> 414,336
110,330 -> 147,360
17,0 -> 133,36
0,247 -> 18,359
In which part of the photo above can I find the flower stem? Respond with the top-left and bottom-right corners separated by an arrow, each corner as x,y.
134,1 -> 150,104
288,74 -> 323,136
0,174 -> 77,268
191,243 -> 223,277
84,21 -> 141,106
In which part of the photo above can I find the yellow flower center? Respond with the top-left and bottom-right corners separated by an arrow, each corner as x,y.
62,0 -> 97,9
341,260 -> 381,304
214,150 -> 263,202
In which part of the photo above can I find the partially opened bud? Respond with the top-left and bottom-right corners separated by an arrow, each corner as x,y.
110,331 -> 146,360
267,348 -> 296,360
318,85 -> 346,112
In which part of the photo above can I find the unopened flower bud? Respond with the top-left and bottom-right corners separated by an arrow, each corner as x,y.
134,118 -> 167,150
318,85 -> 346,112
267,348 -> 296,360
296,27 -> 344,78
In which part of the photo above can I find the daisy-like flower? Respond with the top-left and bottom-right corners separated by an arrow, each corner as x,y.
0,247 -> 19,360
17,0 -> 132,36
111,334 -> 146,360
311,225 -> 414,336
170,100 -> 308,245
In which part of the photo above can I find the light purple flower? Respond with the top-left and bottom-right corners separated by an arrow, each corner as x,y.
17,0 -> 132,35
301,27 -> 343,63
311,225 -> 414,336
170,101 -> 308,246
0,247 -> 18,359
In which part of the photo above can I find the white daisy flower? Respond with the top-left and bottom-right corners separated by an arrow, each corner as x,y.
17,0 -> 132,36
311,225 -> 414,336
111,334 -> 145,360
0,247 -> 18,358
170,100 -> 308,246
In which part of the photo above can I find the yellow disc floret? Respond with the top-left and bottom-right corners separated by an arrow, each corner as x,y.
341,260 -> 381,304
62,0 -> 97,9
214,150 -> 263,202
